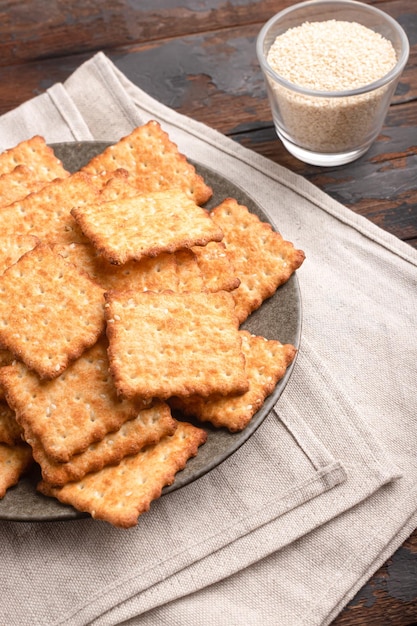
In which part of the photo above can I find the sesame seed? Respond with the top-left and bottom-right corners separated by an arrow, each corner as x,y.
267,21 -> 396,92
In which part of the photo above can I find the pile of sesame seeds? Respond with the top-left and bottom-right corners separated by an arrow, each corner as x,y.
264,19 -> 398,155
267,20 -> 397,92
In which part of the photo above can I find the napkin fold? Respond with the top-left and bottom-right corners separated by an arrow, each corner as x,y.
1,52 -> 416,626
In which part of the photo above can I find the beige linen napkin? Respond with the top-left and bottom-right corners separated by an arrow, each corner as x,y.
0,53 -> 416,626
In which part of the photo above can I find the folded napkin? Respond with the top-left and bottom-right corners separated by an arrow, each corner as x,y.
1,53 -> 416,626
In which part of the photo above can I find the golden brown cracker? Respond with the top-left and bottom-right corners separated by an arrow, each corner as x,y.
92,167 -> 130,187
0,172 -> 100,244
171,330 -> 296,432
38,420 -> 207,527
0,338 -> 149,463
0,165 -> 50,209
105,290 -> 249,400
54,243 -> 220,295
174,249 -> 205,292
192,241 -> 240,292
97,170 -> 140,201
0,243 -> 105,379
81,120 -> 212,205
211,198 -> 305,323
0,136 -> 69,179
0,234 -> 39,274
32,402 -> 177,486
52,243 -> 179,293
0,401 -> 23,445
0,442 -> 33,498
71,189 -> 223,265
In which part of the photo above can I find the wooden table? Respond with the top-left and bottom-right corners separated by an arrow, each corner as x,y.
1,1 -> 416,623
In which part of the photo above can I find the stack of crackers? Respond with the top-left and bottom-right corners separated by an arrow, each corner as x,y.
0,122 -> 305,527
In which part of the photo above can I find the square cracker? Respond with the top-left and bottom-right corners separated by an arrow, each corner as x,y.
30,401 -> 177,486
0,172 -> 100,244
38,420 -> 207,527
105,290 -> 249,400
174,249 -> 205,292
97,170 -> 139,201
191,241 -> 240,292
0,442 -> 33,499
71,189 -> 223,265
52,243 -> 179,293
0,235 -> 39,274
170,330 -> 297,432
81,120 -> 212,206
65,246 -> 206,294
0,166 -> 50,209
0,135 -> 68,179
0,243 -> 105,379
211,198 -> 305,324
53,243 -> 215,294
0,338 -> 148,463
173,246 -> 239,293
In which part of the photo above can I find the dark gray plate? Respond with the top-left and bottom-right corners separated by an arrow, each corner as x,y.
0,141 -> 302,522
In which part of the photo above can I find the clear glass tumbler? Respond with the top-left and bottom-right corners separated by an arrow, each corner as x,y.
256,0 -> 409,166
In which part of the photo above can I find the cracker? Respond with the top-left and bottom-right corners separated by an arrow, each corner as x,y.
98,170 -> 140,201
192,241 -> 240,292
0,234 -> 39,274
81,120 -> 212,205
0,234 -> 45,390
53,243 -> 226,295
211,198 -> 305,323
0,338 -> 149,463
0,165 -> 49,208
171,330 -> 297,431
105,290 -> 249,400
38,420 -> 207,527
31,401 -> 177,486
52,243 -> 179,293
71,189 -> 223,265
0,172 -> 100,244
0,442 -> 33,499
0,234 -> 40,400
0,401 -> 23,445
0,135 -> 68,179
0,243 -> 105,379
174,249 -> 205,292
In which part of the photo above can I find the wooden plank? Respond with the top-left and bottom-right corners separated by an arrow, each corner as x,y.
0,19 -> 416,121
1,0 -> 415,72
0,0 -> 291,67
334,531 -> 417,625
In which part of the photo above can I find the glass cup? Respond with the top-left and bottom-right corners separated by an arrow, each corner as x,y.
256,0 -> 409,166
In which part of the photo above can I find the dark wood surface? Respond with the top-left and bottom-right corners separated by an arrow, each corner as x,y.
1,1 -> 416,623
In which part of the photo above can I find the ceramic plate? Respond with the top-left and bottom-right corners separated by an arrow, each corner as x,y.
0,141 -> 302,521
